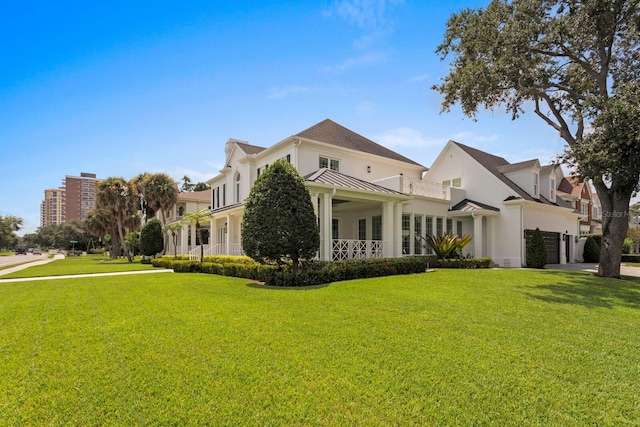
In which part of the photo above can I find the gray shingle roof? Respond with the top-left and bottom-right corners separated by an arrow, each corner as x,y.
296,119 -> 424,168
236,141 -> 266,155
305,168 -> 406,196
452,141 -> 574,209
496,159 -> 539,174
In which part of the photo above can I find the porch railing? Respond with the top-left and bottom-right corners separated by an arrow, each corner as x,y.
332,239 -> 385,261
188,243 -> 244,260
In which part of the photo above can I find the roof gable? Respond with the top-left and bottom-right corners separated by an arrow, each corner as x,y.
296,119 -> 423,167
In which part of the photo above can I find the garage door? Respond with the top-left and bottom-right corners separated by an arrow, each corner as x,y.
525,229 -> 560,265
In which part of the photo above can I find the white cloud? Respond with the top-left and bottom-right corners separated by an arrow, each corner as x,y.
409,73 -> 430,83
323,52 -> 387,73
373,127 -> 446,149
267,85 -> 319,100
326,0 -> 404,30
450,131 -> 499,145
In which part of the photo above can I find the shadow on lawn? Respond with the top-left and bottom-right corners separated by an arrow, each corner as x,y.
526,270 -> 640,310
246,282 -> 330,291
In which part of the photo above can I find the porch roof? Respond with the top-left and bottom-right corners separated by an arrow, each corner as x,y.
448,198 -> 500,217
304,168 -> 407,196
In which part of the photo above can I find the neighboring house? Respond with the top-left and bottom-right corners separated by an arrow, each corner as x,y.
166,118 -> 581,266
557,175 -> 598,234
161,190 -> 212,255
425,141 -> 581,266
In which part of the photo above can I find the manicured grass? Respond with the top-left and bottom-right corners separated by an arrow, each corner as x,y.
0,255 -> 155,278
1,269 -> 640,424
0,251 -> 15,256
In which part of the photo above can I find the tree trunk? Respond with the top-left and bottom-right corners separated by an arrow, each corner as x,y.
594,182 -> 632,278
161,211 -> 168,255
117,217 -> 133,263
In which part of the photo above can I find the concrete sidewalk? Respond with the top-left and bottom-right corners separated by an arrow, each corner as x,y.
0,254 -> 173,283
546,263 -> 640,277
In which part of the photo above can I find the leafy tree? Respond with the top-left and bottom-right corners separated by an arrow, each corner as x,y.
140,219 -> 164,257
628,227 -> 640,253
192,182 -> 211,191
181,208 -> 214,263
526,228 -> 547,269
125,231 -> 140,257
180,175 -> 194,192
0,214 -> 22,250
241,159 -> 319,271
434,0 -> 640,278
584,235 -> 601,262
144,173 -> 179,254
164,222 -> 183,259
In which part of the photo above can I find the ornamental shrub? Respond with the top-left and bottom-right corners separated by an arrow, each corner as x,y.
583,235 -> 601,262
140,219 -> 164,257
526,228 -> 547,268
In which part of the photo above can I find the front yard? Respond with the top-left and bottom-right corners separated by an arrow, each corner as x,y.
1,269 -> 639,424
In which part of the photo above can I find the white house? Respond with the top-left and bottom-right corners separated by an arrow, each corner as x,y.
166,119 -> 581,266
425,141 -> 581,266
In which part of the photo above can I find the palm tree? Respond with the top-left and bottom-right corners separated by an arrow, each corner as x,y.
84,208 -> 110,252
181,208 -> 214,263
144,173 -> 179,254
96,177 -> 140,262
130,172 -> 153,223
164,222 -> 183,259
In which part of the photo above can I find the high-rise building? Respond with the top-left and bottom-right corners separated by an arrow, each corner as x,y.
40,172 -> 99,228
40,187 -> 66,227
63,172 -> 99,222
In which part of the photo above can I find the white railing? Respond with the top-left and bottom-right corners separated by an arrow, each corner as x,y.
189,243 -> 244,259
402,178 -> 448,199
332,239 -> 385,260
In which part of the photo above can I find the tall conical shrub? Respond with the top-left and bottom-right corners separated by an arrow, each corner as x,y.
526,228 -> 547,268
583,235 -> 600,263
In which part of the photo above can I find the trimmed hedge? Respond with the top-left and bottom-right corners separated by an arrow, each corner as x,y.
622,254 -> 640,263
152,255 -> 492,287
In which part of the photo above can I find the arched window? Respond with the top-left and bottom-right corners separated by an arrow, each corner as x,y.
235,173 -> 241,203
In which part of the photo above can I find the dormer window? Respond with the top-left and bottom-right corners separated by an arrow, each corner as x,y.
319,156 -> 339,172
550,178 -> 556,202
533,173 -> 539,197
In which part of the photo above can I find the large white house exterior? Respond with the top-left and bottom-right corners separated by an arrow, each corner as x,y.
425,141 -> 581,266
167,119 -> 581,266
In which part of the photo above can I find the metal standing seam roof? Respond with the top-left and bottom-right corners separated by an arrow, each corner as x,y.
304,168 -> 407,196
296,119 -> 425,168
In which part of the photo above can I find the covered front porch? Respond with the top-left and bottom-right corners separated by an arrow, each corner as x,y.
446,199 -> 500,258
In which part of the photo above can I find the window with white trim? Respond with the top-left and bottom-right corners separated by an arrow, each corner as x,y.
319,156 -> 340,172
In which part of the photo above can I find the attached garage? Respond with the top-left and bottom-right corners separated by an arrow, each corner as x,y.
525,229 -> 560,265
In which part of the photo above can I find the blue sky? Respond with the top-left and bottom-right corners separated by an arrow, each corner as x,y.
1,0 -> 571,235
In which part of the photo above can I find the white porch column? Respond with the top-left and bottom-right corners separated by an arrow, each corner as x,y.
310,193 -> 318,218
180,223 -> 188,254
225,214 -> 231,255
473,214 -> 483,258
394,203 -> 403,257
320,192 -> 333,260
382,202 -> 395,257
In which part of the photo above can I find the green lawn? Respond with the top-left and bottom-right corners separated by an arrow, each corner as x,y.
1,269 -> 639,425
0,254 -> 155,278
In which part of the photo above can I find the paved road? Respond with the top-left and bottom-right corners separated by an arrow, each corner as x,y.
546,263 -> 640,277
0,253 -> 48,268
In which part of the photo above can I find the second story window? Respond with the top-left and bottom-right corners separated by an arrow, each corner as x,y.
550,178 -> 556,202
235,173 -> 241,203
319,156 -> 340,172
533,173 -> 539,197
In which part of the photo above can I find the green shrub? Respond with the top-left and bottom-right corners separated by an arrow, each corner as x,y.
526,228 -> 547,268
623,238 -> 633,254
583,235 -> 601,263
140,219 -> 164,257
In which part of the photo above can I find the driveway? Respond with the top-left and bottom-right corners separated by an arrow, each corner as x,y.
546,263 -> 640,277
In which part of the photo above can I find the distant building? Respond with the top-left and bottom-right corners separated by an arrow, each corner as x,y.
63,172 -> 99,222
40,172 -> 99,228
40,187 -> 66,227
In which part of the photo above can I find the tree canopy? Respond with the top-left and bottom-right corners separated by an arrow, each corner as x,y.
0,214 -> 23,250
434,0 -> 640,277
241,159 -> 319,270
